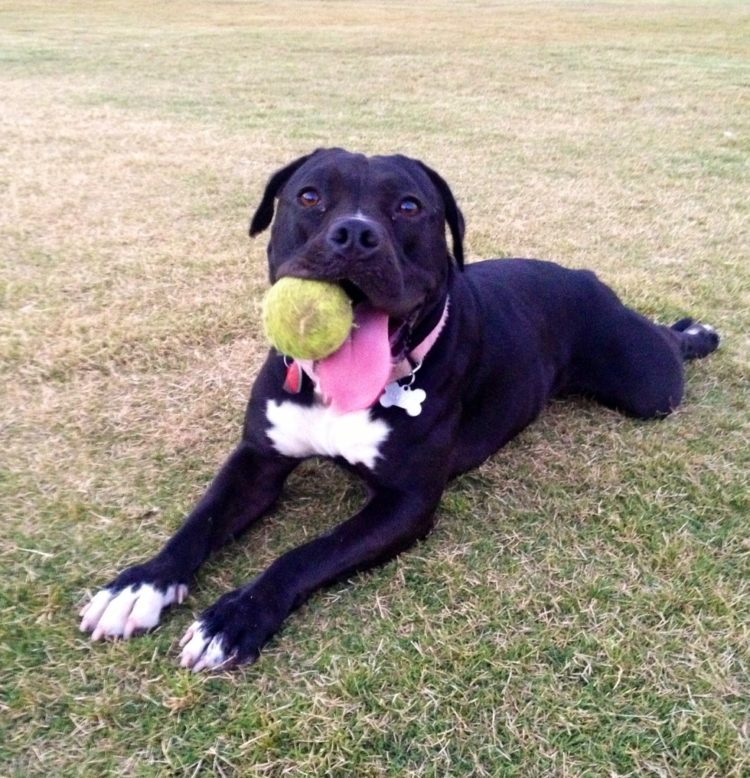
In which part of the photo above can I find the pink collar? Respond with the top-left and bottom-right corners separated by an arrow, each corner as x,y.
387,295 -> 450,382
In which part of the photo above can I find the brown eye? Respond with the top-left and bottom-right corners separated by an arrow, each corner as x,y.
398,197 -> 421,216
298,188 -> 321,208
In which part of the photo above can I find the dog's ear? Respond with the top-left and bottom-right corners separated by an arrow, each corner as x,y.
249,153 -> 313,237
416,161 -> 465,269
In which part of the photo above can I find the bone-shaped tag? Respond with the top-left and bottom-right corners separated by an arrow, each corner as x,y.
379,382 -> 426,417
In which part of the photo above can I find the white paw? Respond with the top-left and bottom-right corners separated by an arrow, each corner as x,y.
179,620 -> 233,672
79,582 -> 188,640
685,323 -> 716,336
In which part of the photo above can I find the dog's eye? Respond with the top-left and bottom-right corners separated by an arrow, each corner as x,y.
298,188 -> 321,208
398,197 -> 421,217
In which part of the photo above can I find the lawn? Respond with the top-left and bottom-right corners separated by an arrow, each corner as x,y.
1,1 -> 748,775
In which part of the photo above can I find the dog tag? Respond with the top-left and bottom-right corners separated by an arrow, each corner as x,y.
283,360 -> 302,394
379,382 -> 426,417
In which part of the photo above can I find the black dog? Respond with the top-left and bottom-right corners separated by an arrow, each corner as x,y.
80,149 -> 719,670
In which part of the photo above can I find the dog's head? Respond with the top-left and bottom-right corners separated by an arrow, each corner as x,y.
249,148 -> 465,410
251,148 -> 463,323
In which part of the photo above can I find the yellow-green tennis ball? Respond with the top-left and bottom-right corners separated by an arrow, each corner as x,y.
262,277 -> 353,360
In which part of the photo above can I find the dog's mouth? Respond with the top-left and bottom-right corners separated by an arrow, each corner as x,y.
310,280 -> 416,413
339,280 -> 412,360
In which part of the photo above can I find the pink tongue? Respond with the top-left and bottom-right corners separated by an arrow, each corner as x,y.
317,304 -> 391,413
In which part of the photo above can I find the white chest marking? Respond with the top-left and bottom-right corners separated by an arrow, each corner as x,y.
265,400 -> 390,469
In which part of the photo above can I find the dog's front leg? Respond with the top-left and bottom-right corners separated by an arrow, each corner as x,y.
179,486 -> 442,671
79,443 -> 297,640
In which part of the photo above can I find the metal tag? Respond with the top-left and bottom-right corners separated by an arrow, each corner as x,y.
379,382 -> 426,417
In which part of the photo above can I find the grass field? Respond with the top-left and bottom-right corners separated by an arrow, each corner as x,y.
2,1 -> 749,775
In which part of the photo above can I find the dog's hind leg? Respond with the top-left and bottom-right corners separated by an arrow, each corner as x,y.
572,308 -> 718,420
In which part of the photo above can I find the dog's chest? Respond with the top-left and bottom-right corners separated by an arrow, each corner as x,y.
265,400 -> 390,469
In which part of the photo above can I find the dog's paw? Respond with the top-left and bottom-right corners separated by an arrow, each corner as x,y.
682,322 -> 720,359
178,586 -> 285,672
80,582 -> 188,640
672,318 -> 720,359
178,620 -> 237,672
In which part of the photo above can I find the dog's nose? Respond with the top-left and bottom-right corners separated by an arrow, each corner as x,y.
327,216 -> 382,256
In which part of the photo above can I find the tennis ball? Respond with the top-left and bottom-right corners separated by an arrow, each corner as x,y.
262,277 -> 353,360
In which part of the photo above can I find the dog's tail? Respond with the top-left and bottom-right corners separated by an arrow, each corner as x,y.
670,318 -> 721,360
